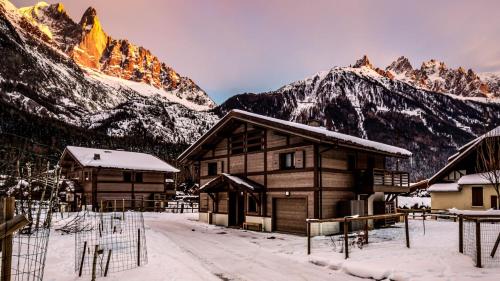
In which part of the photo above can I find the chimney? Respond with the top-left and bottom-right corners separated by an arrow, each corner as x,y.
93,153 -> 100,160
307,119 -> 321,127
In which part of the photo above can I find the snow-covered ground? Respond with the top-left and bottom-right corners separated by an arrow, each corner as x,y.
44,213 -> 500,280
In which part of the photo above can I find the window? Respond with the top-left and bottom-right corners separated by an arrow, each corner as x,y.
135,172 -> 143,183
208,162 -> 218,176
367,156 -> 375,169
279,152 -> 295,170
248,196 -> 257,213
472,187 -> 483,207
347,155 -> 356,170
123,172 -> 132,182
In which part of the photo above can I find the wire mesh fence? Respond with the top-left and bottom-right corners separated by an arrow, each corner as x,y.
3,200 -> 53,281
74,211 -> 148,277
306,213 -> 411,258
461,216 -> 500,268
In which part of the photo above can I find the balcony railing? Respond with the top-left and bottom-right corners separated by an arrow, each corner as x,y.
356,168 -> 410,193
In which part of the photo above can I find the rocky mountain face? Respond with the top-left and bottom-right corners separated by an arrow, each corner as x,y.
17,2 -> 215,109
0,0 -> 217,153
215,56 -> 500,180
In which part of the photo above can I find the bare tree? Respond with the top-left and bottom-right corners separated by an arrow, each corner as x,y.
476,129 -> 500,209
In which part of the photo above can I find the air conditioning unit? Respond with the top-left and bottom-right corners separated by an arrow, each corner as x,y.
337,200 -> 365,231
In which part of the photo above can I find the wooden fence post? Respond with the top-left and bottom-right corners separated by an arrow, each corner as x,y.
476,219 -> 482,268
344,218 -> 349,259
1,197 -> 15,281
91,245 -> 99,281
307,222 -> 311,255
458,215 -> 463,253
404,213 -> 410,248
364,220 -> 369,244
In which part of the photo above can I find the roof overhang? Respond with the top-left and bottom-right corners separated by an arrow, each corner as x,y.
178,110 -> 412,163
199,174 -> 264,193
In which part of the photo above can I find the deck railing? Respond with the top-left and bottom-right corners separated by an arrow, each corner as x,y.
372,168 -> 409,187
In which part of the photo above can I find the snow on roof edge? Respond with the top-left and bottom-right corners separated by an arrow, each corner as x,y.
231,109 -> 412,157
427,183 -> 460,192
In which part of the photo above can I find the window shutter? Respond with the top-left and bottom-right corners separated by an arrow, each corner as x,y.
294,150 -> 304,168
272,153 -> 279,170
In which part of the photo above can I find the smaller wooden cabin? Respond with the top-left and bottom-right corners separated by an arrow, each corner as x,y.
59,146 -> 179,210
426,127 -> 500,210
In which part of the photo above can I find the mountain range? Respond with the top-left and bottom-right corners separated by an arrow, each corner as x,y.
216,56 -> 500,180
2,0 -> 500,181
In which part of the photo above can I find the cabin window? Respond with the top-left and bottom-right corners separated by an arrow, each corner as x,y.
135,172 -> 143,183
208,162 -> 218,176
279,152 -> 295,170
472,187 -> 483,207
123,172 -> 132,182
248,196 -> 258,213
367,156 -> 375,169
347,155 -> 356,170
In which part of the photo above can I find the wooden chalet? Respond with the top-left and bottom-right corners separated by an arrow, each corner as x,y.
178,110 -> 412,235
426,127 -> 500,210
59,146 -> 179,210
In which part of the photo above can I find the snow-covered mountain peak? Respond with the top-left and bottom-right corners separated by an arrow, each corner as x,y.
10,0 -> 215,111
79,6 -> 98,28
386,56 -> 413,74
353,55 -> 373,69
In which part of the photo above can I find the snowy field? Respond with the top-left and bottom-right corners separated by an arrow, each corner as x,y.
43,213 -> 500,280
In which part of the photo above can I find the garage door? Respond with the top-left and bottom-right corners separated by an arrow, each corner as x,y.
274,198 -> 307,234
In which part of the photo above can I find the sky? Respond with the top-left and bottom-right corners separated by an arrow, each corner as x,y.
11,0 -> 500,104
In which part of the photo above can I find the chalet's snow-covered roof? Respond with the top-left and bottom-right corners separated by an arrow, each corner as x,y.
427,183 -> 460,192
64,146 -> 179,172
178,109 -> 412,161
232,110 -> 412,157
457,171 -> 499,185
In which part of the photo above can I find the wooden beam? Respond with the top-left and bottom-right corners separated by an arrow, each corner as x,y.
0,215 -> 30,240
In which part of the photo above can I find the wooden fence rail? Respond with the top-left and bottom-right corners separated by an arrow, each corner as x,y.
98,199 -> 199,213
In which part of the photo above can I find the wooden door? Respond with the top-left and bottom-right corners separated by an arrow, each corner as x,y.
273,198 -> 307,235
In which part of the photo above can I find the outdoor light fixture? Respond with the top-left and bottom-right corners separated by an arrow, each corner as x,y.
285,191 -> 290,196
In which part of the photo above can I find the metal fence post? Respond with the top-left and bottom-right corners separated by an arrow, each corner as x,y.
475,219 -> 482,268
307,222 -> 311,255
344,218 -> 349,259
404,213 -> 410,248
458,215 -> 463,253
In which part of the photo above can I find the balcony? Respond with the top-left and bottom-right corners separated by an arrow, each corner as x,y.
355,168 -> 410,193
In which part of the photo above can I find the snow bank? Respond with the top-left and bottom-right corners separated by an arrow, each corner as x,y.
397,196 -> 431,208
449,208 -> 500,216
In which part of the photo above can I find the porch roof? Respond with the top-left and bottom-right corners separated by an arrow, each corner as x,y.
199,173 -> 264,193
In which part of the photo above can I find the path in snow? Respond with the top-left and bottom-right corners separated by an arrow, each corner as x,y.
146,214 -> 359,281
